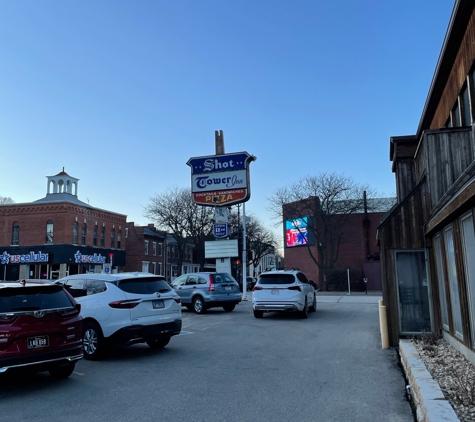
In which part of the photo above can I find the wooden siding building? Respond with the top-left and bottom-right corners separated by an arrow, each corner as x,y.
378,0 -> 475,364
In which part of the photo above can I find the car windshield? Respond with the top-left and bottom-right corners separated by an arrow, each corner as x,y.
0,285 -> 74,312
211,273 -> 235,284
258,274 -> 295,285
118,277 -> 172,294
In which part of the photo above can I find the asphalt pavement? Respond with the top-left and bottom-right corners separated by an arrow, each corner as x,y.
1,289 -> 415,422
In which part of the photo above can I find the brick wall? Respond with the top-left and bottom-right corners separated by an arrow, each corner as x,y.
284,212 -> 385,288
123,222 -> 165,274
0,203 -> 126,250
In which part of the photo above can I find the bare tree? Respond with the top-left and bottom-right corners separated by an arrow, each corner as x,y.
227,208 -> 279,268
268,172 -> 387,290
144,186 -> 215,275
0,196 -> 14,204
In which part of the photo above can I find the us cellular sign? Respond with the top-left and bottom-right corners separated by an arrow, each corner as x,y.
187,151 -> 255,206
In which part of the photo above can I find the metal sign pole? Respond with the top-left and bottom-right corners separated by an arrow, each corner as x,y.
242,202 -> 247,300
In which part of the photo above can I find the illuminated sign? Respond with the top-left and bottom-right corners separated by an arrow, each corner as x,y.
74,251 -> 106,264
187,151 -> 255,206
285,218 -> 309,248
1,251 -> 49,264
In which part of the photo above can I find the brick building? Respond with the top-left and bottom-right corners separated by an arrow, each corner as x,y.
0,169 -> 126,280
283,197 -> 393,291
124,223 -> 166,276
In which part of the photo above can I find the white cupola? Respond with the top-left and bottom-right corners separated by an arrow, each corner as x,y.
46,167 -> 79,196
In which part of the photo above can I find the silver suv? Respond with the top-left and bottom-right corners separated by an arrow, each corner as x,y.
171,272 -> 241,314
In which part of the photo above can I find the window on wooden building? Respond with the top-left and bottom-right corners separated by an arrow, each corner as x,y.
444,225 -> 464,340
434,234 -> 449,331
461,84 -> 471,126
460,213 -> 475,347
452,100 -> 461,127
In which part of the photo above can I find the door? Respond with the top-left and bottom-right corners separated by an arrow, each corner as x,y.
395,250 -> 431,334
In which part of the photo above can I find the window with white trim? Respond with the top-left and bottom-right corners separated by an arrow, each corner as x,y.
142,262 -> 149,273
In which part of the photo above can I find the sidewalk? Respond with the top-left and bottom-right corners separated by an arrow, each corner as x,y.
316,290 -> 382,304
315,290 -> 458,421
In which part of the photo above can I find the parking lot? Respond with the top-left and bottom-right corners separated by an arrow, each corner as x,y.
0,295 -> 415,422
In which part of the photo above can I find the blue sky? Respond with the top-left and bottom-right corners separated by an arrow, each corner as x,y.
0,1 -> 455,240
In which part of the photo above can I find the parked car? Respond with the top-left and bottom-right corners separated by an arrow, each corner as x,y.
56,272 -> 182,360
251,269 -> 317,319
171,272 -> 241,314
237,276 -> 256,292
0,280 -> 83,379
246,276 -> 256,290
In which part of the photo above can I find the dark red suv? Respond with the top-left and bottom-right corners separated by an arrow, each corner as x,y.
0,280 -> 83,379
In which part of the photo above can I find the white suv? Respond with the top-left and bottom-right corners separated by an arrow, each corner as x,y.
252,269 -> 317,319
56,273 -> 182,360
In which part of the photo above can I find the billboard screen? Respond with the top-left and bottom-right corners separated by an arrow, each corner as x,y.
285,217 -> 310,248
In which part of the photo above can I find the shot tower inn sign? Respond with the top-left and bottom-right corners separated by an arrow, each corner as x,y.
187,151 -> 255,206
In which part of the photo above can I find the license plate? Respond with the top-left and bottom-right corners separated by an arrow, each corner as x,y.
152,300 -> 165,309
27,335 -> 49,349
225,286 -> 232,291
271,289 -> 279,295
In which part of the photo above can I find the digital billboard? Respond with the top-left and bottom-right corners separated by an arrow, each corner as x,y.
285,217 -> 309,248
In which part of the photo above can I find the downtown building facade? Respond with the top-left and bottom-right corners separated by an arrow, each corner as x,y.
377,0 -> 475,364
0,169 -> 126,280
283,197 -> 392,291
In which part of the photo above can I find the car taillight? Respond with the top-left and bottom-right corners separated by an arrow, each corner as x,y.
0,313 -> 17,324
59,303 -> 81,318
288,286 -> 301,292
109,300 -> 140,309
208,275 -> 215,292
253,285 -> 262,291
173,295 -> 181,304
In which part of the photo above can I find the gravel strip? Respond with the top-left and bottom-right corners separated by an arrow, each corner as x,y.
413,336 -> 475,422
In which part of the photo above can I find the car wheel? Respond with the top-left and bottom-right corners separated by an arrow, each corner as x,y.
300,299 -> 309,319
253,310 -> 263,318
193,296 -> 206,314
49,362 -> 76,379
309,294 -> 317,312
83,321 -> 105,360
147,337 -> 171,349
223,304 -> 235,312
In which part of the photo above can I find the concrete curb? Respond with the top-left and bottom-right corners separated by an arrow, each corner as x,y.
399,339 -> 459,421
